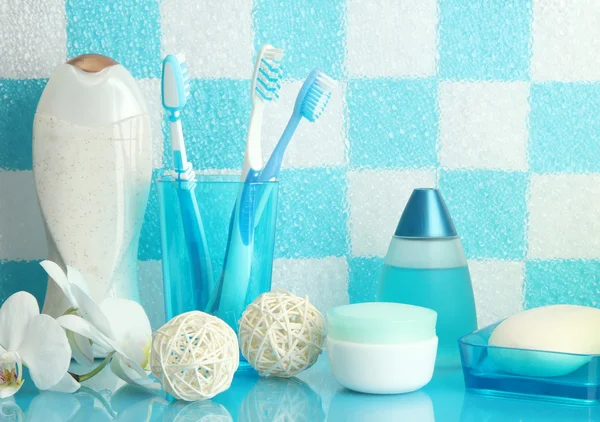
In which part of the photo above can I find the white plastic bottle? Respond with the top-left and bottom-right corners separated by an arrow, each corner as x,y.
33,54 -> 152,316
377,188 -> 477,367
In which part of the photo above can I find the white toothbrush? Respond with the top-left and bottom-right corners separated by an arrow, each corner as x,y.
241,44 -> 284,182
209,45 -> 284,324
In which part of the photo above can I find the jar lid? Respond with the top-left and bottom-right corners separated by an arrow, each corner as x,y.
327,302 -> 437,345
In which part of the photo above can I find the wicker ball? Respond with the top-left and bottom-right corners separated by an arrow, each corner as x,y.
151,311 -> 239,401
238,290 -> 326,377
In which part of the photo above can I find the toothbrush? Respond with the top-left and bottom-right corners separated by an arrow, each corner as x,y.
162,54 -> 213,311
241,44 -> 284,182
253,69 -> 336,224
210,45 -> 283,323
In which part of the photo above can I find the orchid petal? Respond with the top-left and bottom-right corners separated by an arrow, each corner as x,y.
0,291 -> 39,351
40,261 -> 75,306
67,330 -> 94,367
110,356 -> 160,390
19,314 -> 71,390
99,298 -> 152,366
47,372 -> 80,393
0,385 -> 22,400
93,341 -> 112,354
66,265 -> 92,298
0,352 -> 23,399
57,315 -> 117,354
78,359 -> 124,392
70,285 -> 115,340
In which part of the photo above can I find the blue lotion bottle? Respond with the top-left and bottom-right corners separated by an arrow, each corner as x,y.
377,188 -> 477,367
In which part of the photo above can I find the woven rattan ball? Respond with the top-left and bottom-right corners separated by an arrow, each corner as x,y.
238,290 -> 326,377
151,311 -> 239,401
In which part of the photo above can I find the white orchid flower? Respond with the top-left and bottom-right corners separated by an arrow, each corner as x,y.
41,261 -> 159,390
40,261 -> 96,366
0,291 -> 79,397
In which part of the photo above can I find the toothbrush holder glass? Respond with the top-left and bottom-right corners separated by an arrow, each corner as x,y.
157,172 -> 279,332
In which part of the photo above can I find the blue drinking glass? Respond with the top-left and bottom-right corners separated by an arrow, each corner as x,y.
157,172 -> 279,333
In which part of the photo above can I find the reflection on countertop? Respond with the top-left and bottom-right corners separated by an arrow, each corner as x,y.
2,354 -> 600,421
460,392 -> 600,422
329,390 -> 434,422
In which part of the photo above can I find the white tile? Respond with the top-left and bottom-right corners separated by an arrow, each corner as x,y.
160,0 -> 253,79
528,174 -> 600,258
469,260 -> 524,327
137,79 -> 164,169
532,0 -> 600,81
0,171 -> 47,260
137,260 -> 165,330
272,257 -> 349,314
346,0 -> 437,77
261,81 -> 346,169
347,169 -> 436,257
439,82 -> 529,171
0,0 -> 66,78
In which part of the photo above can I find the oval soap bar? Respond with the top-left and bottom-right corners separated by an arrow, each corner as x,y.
489,305 -> 600,377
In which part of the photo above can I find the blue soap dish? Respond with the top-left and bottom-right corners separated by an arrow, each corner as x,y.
459,322 -> 600,405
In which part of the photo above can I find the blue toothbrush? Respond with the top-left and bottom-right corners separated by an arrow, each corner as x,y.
162,54 -> 213,311
253,69 -> 336,224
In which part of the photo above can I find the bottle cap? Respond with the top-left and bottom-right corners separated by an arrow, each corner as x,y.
394,188 -> 457,238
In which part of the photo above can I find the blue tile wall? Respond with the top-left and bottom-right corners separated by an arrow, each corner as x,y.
348,257 -> 383,304
439,0 -> 532,81
347,78 -> 438,169
275,167 -> 348,259
530,82 -> 600,173
0,261 -> 47,306
3,0 -> 600,323
253,0 -> 345,80
167,79 -> 251,171
0,79 -> 47,170
525,260 -> 600,308
439,170 -> 528,260
66,0 -> 162,78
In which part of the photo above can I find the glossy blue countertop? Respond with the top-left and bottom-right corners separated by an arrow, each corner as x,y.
4,353 -> 600,421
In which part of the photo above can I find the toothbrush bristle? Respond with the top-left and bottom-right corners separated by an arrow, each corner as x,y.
177,56 -> 191,100
315,73 -> 336,92
255,47 -> 284,102
263,47 -> 284,61
301,72 -> 336,122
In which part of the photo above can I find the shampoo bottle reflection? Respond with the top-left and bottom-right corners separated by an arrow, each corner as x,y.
377,188 -> 477,367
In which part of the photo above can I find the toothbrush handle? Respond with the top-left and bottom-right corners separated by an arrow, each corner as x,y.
254,183 -> 274,229
241,104 -> 265,181
170,119 -> 189,171
177,184 -> 213,310
252,114 -> 300,227
214,171 -> 259,327
260,114 -> 301,182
